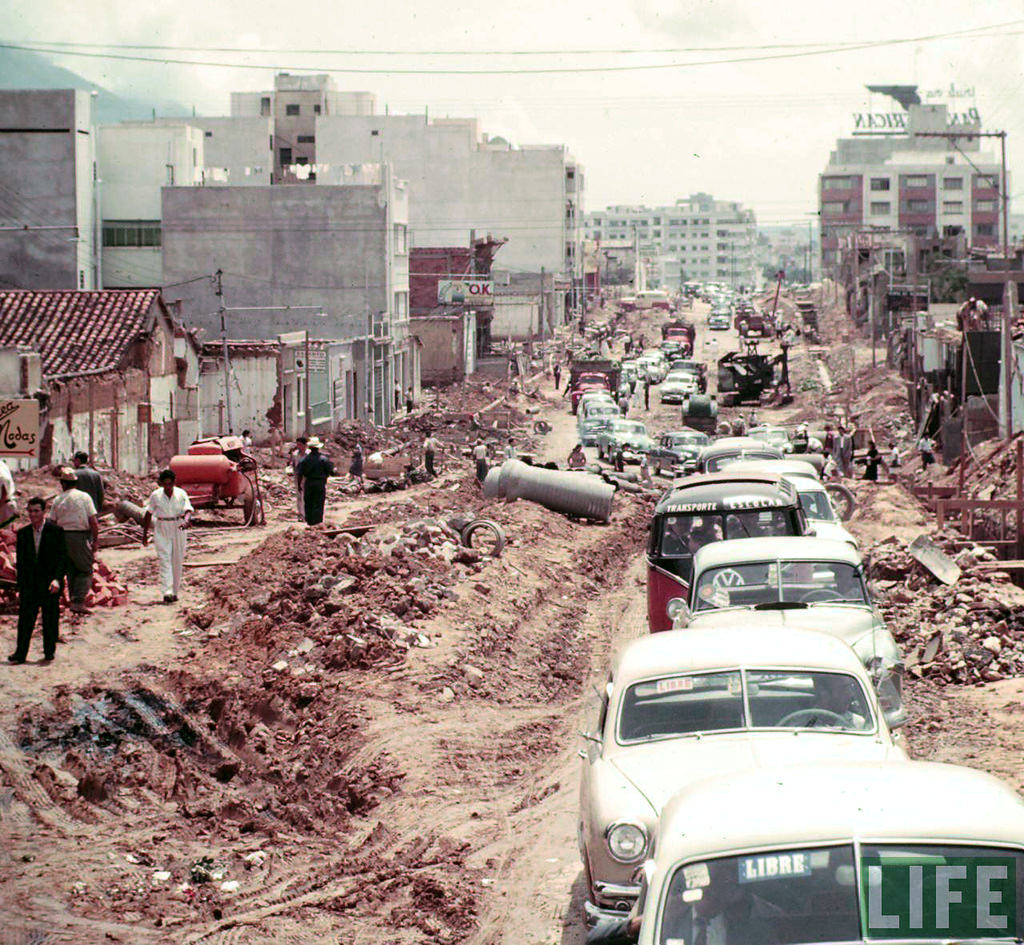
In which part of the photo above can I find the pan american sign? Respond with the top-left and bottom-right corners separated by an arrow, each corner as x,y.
852,107 -> 980,132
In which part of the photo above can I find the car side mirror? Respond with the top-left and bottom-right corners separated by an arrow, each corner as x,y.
883,706 -> 908,730
667,597 -> 690,628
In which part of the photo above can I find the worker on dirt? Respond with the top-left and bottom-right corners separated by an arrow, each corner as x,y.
472,441 -> 490,483
618,392 -> 630,418
72,451 -> 105,514
613,444 -> 626,473
240,429 -> 253,448
142,469 -> 194,604
48,466 -> 99,615
296,436 -> 335,526
289,436 -> 309,520
863,441 -> 881,482
405,387 -> 415,415
8,496 -> 65,665
348,442 -> 365,489
553,362 -> 562,390
917,434 -> 936,468
835,426 -> 854,478
567,443 -> 587,469
643,376 -> 651,411
422,432 -> 440,478
504,437 -> 517,461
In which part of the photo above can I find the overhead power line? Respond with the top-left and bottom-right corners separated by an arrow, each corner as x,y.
2,21 -> 1021,75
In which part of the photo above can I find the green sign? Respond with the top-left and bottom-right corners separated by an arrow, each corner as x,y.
863,855 -> 1016,939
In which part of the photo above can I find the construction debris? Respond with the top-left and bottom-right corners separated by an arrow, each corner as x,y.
869,530 -> 1024,684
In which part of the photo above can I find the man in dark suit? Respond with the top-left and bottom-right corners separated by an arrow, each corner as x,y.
9,496 -> 66,664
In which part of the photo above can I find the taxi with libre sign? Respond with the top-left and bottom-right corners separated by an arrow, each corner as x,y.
632,760 -> 1024,945
674,537 -> 904,717
646,473 -> 808,632
578,627 -> 908,925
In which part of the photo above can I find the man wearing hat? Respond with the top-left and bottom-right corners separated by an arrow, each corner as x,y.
48,466 -> 99,614
142,469 -> 194,603
295,436 -> 335,525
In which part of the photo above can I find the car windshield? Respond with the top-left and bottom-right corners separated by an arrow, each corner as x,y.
614,421 -> 648,435
660,844 -> 1024,945
656,509 -> 795,561
694,561 -> 868,611
619,670 -> 874,742
706,450 -> 779,472
660,846 -> 860,945
666,372 -> 695,384
800,491 -> 837,522
585,404 -> 617,417
668,433 -> 709,448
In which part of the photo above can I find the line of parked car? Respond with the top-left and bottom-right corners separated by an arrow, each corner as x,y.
578,423 -> 1024,942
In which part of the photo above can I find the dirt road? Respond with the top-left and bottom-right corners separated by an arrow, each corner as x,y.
2,304 -> 1022,944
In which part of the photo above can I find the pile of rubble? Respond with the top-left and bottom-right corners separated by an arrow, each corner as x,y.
869,530 -> 1024,684
0,527 -> 128,610
189,516 -> 495,671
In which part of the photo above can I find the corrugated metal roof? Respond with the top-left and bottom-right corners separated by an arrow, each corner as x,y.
0,289 -> 160,378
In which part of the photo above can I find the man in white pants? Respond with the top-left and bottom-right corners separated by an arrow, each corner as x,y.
142,469 -> 194,603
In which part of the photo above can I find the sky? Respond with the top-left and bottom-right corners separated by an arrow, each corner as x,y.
3,0 -> 1023,226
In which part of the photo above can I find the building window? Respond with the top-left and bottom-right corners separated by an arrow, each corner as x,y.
975,222 -> 996,237
906,199 -> 931,212
313,104 -> 321,115
943,177 -> 963,190
393,223 -> 408,254
260,96 -> 271,116
942,201 -> 964,214
297,135 -> 315,144
904,175 -> 929,189
393,291 -> 409,319
870,178 -> 891,191
103,220 -> 162,248
279,147 -> 292,165
975,199 -> 997,212
285,104 -> 300,116
823,176 -> 852,190
204,130 -> 213,138
822,201 -> 846,214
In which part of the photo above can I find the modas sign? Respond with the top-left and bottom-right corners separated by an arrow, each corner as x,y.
438,279 -> 493,304
0,399 -> 40,458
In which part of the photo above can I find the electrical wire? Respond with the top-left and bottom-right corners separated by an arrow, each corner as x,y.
2,22 -> 1021,75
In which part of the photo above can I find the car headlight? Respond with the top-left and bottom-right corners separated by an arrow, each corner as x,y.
606,822 -> 648,863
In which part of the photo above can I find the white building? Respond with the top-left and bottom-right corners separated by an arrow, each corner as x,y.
585,193 -> 758,289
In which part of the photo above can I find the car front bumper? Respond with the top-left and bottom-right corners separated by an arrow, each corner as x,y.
585,881 -> 641,926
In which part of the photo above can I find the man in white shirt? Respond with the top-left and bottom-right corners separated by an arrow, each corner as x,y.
472,442 -> 489,483
142,469 -> 194,604
503,438 -> 517,461
422,433 -> 440,478
48,466 -> 99,613
0,456 -> 15,528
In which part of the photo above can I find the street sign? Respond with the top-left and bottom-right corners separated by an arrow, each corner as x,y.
0,399 -> 40,458
438,279 -> 493,304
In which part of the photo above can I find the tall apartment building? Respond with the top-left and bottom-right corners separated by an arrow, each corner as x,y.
819,96 -> 1004,270
0,89 -> 98,290
585,193 -> 758,289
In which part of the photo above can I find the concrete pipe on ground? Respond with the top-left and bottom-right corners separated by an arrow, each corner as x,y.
482,459 -> 615,522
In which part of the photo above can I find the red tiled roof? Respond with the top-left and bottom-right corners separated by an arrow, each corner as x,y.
0,289 -> 162,378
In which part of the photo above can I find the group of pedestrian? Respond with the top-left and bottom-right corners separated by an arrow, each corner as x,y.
822,423 -> 854,479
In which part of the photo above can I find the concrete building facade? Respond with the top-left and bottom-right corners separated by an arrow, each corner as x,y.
819,99 -> 1004,270
0,89 -> 98,291
161,166 -> 412,426
585,193 -> 758,289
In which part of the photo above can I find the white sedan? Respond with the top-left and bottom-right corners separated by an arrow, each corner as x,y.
578,625 -> 906,924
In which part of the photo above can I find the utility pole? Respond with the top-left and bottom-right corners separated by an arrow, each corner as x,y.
215,269 -> 234,434
915,128 -> 1013,436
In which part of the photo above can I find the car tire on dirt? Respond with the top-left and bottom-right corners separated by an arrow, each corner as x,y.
824,482 -> 857,521
461,519 -> 506,557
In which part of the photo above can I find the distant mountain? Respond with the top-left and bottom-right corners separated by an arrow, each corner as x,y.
0,45 -> 190,124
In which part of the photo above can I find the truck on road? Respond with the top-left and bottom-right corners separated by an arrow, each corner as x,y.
568,358 -> 621,413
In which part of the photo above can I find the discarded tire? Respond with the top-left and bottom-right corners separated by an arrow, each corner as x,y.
533,420 -> 552,434
461,519 -> 506,557
825,483 -> 857,521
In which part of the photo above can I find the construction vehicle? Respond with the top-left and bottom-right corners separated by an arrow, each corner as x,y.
682,393 -> 719,434
734,302 -> 770,338
660,318 -> 696,355
716,341 -> 784,406
169,436 -> 265,526
568,357 -> 621,413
